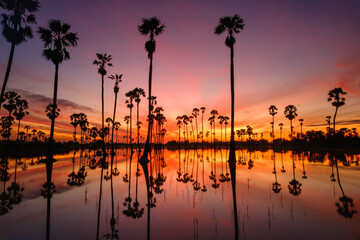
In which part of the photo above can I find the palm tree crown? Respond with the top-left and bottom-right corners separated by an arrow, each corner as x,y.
328,87 -> 346,108
138,16 -> 165,58
215,14 -> 244,47
93,53 -> 112,76
1,0 -> 40,44
37,19 -> 78,65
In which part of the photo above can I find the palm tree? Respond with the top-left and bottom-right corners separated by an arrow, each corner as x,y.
328,87 -> 346,133
299,118 -> 304,138
268,105 -> 278,141
138,16 -> 165,163
210,110 -> 218,145
215,14 -> 244,162
24,125 -> 30,141
113,121 -> 121,145
132,87 -> 145,152
124,116 -> 130,148
2,91 -> 19,116
93,53 -> 112,153
38,19 -> 78,162
0,0 -> 40,106
200,107 -> 206,147
224,116 -> 229,147
279,123 -> 283,140
176,116 -> 183,147
192,108 -> 200,144
218,115 -> 225,143
13,97 -> 29,140
246,125 -> 253,140
284,105 -> 297,138
78,113 -> 89,145
105,117 -> 112,144
108,74 -> 122,159
125,90 -> 136,152
70,113 -> 80,142
326,116 -> 331,133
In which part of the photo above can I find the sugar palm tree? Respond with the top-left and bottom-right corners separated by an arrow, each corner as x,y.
0,0 -> 40,106
279,123 -> 283,140
93,53 -> 112,153
38,19 -> 78,162
218,115 -> 225,143
192,108 -> 200,144
2,91 -> 19,116
13,97 -> 29,140
132,87 -> 145,152
326,116 -> 331,133
215,14 -> 244,162
138,16 -> 165,163
328,87 -> 346,133
299,118 -> 304,138
200,107 -> 206,147
210,110 -> 218,145
108,74 -> 122,160
70,113 -> 80,142
125,90 -> 136,152
268,105 -> 278,141
24,125 -> 30,141
284,105 -> 297,138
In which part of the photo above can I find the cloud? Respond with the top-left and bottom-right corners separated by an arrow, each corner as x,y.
306,119 -> 360,127
9,88 -> 95,112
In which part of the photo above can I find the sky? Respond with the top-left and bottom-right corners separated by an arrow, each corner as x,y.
0,0 -> 359,141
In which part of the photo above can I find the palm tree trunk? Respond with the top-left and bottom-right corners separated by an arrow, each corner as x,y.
141,53 -> 153,163
101,74 -> 106,157
47,63 -> 59,162
17,119 -> 21,141
137,102 -> 141,152
0,43 -> 16,108
229,45 -> 236,162
111,91 -> 118,166
130,105 -> 133,153
333,107 -> 338,133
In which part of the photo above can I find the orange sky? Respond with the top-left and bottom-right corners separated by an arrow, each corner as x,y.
0,0 -> 359,142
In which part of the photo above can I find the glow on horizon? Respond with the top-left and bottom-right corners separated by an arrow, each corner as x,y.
0,0 -> 359,142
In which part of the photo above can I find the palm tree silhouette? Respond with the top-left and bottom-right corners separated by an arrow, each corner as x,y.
138,16 -> 165,163
210,110 -> 218,146
105,117 -> 112,145
176,116 -> 182,148
38,19 -> 78,162
192,108 -> 200,145
284,105 -> 298,138
70,113 -> 80,142
299,119 -> 304,138
223,116 -> 229,147
200,107 -> 206,148
279,123 -> 283,140
0,0 -> 40,106
132,87 -> 146,152
215,14 -> 244,162
24,125 -> 30,141
125,90 -> 136,153
327,87 -> 346,133
218,115 -> 225,144
93,53 -> 112,156
13,97 -> 29,140
269,105 -> 278,141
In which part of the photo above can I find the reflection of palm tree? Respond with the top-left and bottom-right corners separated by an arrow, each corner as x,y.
0,0 -> 40,105
215,15 -> 245,163
327,87 -> 346,133
138,16 -> 165,164
288,153 -> 302,196
332,154 -> 357,218
229,150 -> 239,239
300,153 -> 307,179
269,105 -> 278,141
284,105 -> 298,138
272,151 -> 282,193
38,19 -> 78,163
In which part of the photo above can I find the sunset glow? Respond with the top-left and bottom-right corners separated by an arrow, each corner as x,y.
0,0 -> 359,142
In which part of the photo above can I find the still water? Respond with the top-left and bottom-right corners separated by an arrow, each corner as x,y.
0,149 -> 359,240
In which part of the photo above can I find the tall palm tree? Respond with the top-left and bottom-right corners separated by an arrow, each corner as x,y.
218,115 -> 225,143
215,14 -> 244,162
108,74 -> 122,155
2,91 -> 19,116
299,118 -> 304,138
132,87 -> 145,152
0,0 -> 40,106
200,107 -> 206,147
268,105 -> 278,141
176,116 -> 182,147
24,125 -> 30,141
93,53 -> 112,153
38,19 -> 78,162
125,90 -> 136,152
70,113 -> 80,142
223,116 -> 229,146
13,97 -> 29,140
210,110 -> 218,145
279,123 -> 283,140
284,105 -> 297,138
192,108 -> 200,144
328,87 -> 346,133
326,116 -> 331,132
138,16 -> 165,163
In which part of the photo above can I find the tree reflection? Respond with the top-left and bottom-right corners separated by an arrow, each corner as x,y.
271,152 -> 282,194
332,154 -> 357,218
288,153 -> 302,196
229,149 -> 239,239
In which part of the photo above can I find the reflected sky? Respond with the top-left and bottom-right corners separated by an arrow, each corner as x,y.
0,149 -> 359,239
